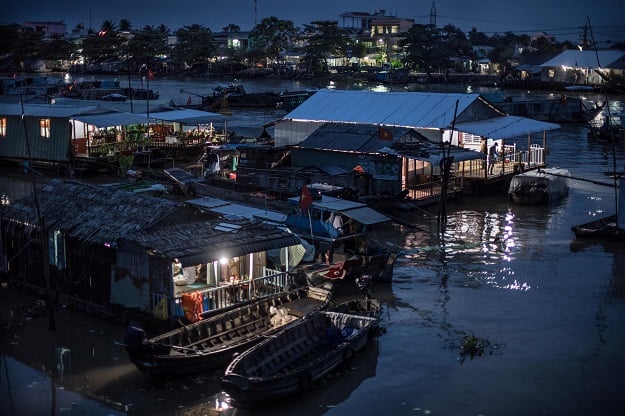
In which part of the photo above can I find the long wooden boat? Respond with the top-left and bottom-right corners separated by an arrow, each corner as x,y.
571,215 -> 625,241
221,310 -> 380,406
124,285 -> 333,377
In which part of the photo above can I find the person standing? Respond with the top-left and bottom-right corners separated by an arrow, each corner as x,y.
488,142 -> 499,175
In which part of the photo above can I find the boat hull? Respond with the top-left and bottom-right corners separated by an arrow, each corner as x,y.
571,215 -> 625,241
221,310 -> 379,406
124,285 -> 333,377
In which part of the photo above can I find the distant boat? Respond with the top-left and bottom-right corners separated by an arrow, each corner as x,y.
571,178 -> 625,242
484,92 -> 602,123
508,168 -> 571,205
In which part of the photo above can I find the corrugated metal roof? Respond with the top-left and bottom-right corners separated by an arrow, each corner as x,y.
132,222 -> 301,267
144,109 -> 224,125
185,197 -> 288,224
286,195 -> 390,225
71,112 -> 150,127
0,103 -> 99,117
297,123 -> 409,153
1,180 -> 300,267
540,50 -> 625,68
1,179 -> 181,245
455,116 -> 560,139
283,89 -> 480,129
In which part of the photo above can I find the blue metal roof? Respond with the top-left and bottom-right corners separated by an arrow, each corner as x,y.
283,89 -> 481,129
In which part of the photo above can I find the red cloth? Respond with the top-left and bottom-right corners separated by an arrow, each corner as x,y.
181,292 -> 204,323
299,185 -> 313,212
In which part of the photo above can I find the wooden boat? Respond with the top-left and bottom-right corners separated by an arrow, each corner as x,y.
221,310 -> 380,406
571,214 -> 625,241
124,285 -> 333,377
285,193 -> 398,282
508,168 -> 571,205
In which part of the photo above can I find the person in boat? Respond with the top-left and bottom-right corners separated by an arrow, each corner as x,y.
332,213 -> 344,235
488,142 -> 499,175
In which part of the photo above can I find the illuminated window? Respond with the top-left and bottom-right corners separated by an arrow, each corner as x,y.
0,117 -> 6,136
39,118 -> 50,138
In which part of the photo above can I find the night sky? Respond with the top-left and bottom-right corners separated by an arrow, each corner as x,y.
4,0 -> 624,44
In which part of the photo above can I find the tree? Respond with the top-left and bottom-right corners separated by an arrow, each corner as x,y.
248,17 -> 297,64
119,19 -> 131,32
41,36 -> 76,60
222,24 -> 241,33
400,24 -> 451,76
12,30 -> 44,69
125,25 -> 169,69
172,24 -> 216,70
81,20 -> 123,63
468,28 -> 492,46
302,21 -> 351,73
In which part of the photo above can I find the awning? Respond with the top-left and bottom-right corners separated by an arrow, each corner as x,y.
379,146 -> 483,165
146,109 -> 224,125
343,206 -> 391,226
71,112 -> 150,127
455,116 -> 560,139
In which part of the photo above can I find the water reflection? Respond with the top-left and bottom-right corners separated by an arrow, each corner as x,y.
0,355 -> 126,415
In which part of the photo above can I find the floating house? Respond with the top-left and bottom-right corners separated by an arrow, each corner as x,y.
270,89 -> 560,201
0,103 -> 223,171
539,49 -> 625,91
0,180 -> 301,322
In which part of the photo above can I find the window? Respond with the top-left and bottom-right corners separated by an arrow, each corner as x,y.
39,118 -> 50,138
0,117 -> 6,136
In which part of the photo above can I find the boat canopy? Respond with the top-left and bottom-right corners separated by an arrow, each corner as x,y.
287,195 -> 390,226
455,116 -> 560,139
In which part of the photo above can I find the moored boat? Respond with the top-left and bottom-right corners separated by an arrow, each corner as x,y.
221,309 -> 380,406
285,192 -> 398,282
124,284 -> 333,377
571,214 -> 625,241
508,168 -> 571,204
484,92 -> 602,123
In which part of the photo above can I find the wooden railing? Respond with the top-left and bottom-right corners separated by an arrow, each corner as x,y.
151,270 -> 292,320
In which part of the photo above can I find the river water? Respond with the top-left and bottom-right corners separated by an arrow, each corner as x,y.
1,76 -> 624,416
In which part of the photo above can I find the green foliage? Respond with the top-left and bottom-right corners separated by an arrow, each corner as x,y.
460,334 -> 490,360
172,24 -> 216,68
303,21 -> 351,73
248,17 -> 297,62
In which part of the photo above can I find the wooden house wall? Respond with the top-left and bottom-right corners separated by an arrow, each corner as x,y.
52,238 -> 116,305
0,114 -> 72,162
1,222 -> 115,305
112,244 -> 151,309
